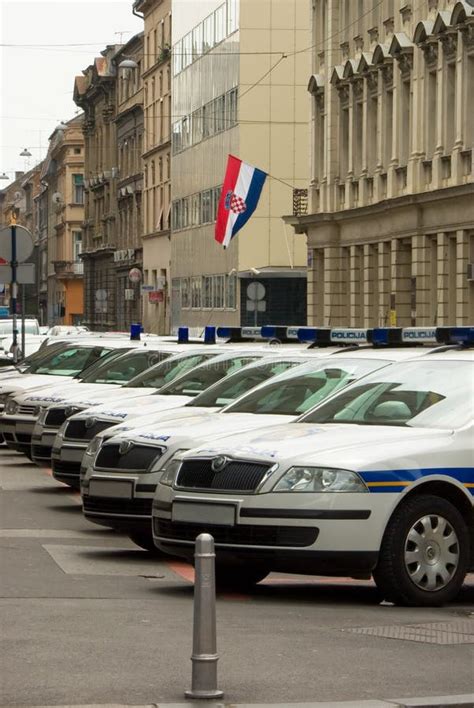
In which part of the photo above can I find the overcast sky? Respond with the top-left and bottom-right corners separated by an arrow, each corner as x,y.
0,0 -> 142,186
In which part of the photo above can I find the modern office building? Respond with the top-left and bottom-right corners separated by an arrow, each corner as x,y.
286,0 -> 474,326
169,0 -> 310,330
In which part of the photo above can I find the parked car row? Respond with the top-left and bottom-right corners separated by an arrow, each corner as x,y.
1,325 -> 473,607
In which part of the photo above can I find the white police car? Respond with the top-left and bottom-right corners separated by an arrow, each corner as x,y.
153,344 -> 473,606
81,347 -> 415,551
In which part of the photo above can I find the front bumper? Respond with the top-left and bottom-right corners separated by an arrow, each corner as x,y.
152,487 -> 383,576
0,416 -> 36,453
31,426 -> 59,464
51,443 -> 87,487
81,473 -> 158,531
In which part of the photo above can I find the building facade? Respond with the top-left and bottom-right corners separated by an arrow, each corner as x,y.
0,168 -> 42,318
169,0 -> 310,331
74,38 -> 145,331
286,0 -> 474,326
114,35 -> 145,331
133,0 -> 172,334
41,116 -> 85,326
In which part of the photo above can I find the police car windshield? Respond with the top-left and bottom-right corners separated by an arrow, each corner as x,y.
124,352 -> 214,389
187,359 -> 300,408
156,355 -> 259,397
222,358 -> 391,416
78,349 -> 171,384
300,359 -> 473,429
29,346 -> 112,376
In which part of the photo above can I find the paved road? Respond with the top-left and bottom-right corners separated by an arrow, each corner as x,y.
0,450 -> 473,706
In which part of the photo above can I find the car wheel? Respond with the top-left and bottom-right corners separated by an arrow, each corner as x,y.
128,531 -> 162,554
215,564 -> 269,591
373,494 -> 469,606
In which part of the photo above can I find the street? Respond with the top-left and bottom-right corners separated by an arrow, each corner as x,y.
0,449 -> 473,706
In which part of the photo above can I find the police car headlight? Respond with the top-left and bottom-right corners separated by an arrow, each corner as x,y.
273,467 -> 368,493
37,407 -> 49,424
5,398 -> 18,415
159,457 -> 184,487
85,436 -> 102,456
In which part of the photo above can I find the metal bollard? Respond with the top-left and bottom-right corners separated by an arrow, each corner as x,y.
185,533 -> 224,699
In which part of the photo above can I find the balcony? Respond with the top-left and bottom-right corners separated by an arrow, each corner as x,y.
53,260 -> 84,279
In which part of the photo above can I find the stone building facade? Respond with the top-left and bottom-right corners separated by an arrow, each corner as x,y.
286,0 -> 474,326
114,35 -> 145,331
41,116 -> 85,326
133,0 -> 172,334
74,36 -> 144,331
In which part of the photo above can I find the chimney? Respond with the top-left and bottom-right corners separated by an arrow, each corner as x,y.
15,171 -> 25,181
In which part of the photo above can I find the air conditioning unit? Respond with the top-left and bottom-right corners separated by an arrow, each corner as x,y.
467,263 -> 474,281
124,288 -> 135,301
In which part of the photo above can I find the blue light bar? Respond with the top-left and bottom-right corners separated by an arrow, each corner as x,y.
330,328 -> 372,344
177,327 -> 189,344
436,327 -> 474,346
203,326 -> 216,344
373,327 -> 438,346
295,328 -> 332,344
401,327 -> 437,344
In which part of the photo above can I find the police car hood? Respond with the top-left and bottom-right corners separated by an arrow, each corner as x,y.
98,405 -> 222,438
116,412 -> 296,448
182,423 -> 455,472
17,382 -> 129,406
0,375 -> 77,396
81,393 -> 194,421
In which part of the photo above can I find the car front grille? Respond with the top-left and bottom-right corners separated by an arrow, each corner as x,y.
16,433 -> 32,444
154,519 -> 318,547
95,443 -> 163,472
44,408 -> 68,427
52,459 -> 81,478
176,459 -> 271,492
64,419 -> 114,441
31,444 -> 52,460
83,496 -> 152,517
18,405 -> 38,416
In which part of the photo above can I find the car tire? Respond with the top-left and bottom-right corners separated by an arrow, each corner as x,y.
128,531 -> 162,554
215,564 -> 269,591
373,494 -> 469,607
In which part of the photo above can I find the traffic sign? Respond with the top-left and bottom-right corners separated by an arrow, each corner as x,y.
246,281 -> 265,301
0,263 -> 35,284
0,224 -> 34,262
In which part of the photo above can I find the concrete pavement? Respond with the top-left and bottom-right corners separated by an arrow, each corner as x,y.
1,450 -> 473,707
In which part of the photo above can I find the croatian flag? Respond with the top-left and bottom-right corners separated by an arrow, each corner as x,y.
215,154 -> 267,248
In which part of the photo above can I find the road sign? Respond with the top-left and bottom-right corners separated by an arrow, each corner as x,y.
0,225 -> 34,262
129,267 -> 142,283
0,263 -> 35,284
141,284 -> 155,293
246,300 -> 266,312
246,281 -> 265,301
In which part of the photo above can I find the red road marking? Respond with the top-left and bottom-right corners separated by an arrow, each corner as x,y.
167,560 -> 195,582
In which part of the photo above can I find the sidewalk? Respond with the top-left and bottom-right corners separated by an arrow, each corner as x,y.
18,695 -> 474,708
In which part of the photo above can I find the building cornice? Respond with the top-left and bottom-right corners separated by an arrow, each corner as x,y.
284,183 -> 474,233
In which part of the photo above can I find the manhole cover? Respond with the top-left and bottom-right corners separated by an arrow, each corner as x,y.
345,620 -> 474,645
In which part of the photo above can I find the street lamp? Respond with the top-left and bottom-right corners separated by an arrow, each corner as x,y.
19,148 -> 32,158
0,173 -> 9,180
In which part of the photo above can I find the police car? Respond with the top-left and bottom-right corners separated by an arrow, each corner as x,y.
81,336 -> 432,552
152,333 -> 473,606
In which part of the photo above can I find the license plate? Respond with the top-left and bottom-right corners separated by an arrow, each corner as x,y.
172,501 -> 235,526
89,478 -> 134,499
61,447 -> 84,463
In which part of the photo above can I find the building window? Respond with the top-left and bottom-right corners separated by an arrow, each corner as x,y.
227,0 -> 238,34
202,275 -> 213,308
72,174 -> 84,204
191,276 -> 202,308
201,190 -> 212,223
214,274 -> 225,308
72,231 -> 82,261
226,273 -> 237,309
214,3 -> 226,44
181,278 -> 190,308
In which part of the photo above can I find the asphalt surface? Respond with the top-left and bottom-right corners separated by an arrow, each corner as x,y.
0,449 -> 473,707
